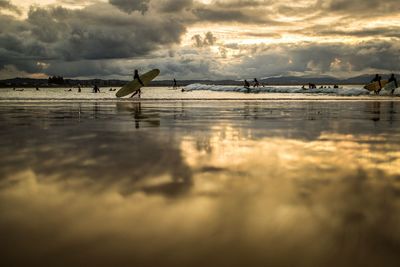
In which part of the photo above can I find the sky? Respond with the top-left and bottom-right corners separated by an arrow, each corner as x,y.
0,0 -> 399,80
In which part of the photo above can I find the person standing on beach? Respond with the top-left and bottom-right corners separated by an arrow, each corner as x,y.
131,69 -> 144,98
253,78 -> 260,87
78,84 -> 81,93
173,78 -> 178,89
371,74 -> 382,83
93,84 -> 100,93
388,74 -> 398,95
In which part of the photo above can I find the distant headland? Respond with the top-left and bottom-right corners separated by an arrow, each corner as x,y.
0,74 -> 398,88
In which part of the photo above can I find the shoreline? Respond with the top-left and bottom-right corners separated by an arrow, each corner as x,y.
1,97 -> 400,102
0,83 -> 366,89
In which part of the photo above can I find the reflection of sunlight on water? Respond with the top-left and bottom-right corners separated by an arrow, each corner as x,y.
182,127 -> 400,180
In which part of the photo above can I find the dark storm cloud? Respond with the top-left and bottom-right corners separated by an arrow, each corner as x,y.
0,0 -> 195,79
0,2 -> 187,75
213,0 -> 274,8
0,13 -> 49,73
27,7 -> 69,43
193,8 -> 252,22
43,60 -> 124,77
321,0 -> 400,14
109,0 -> 150,14
42,54 -> 218,80
158,0 -> 194,13
0,0 -> 22,15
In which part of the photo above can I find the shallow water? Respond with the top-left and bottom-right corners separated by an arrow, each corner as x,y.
0,85 -> 398,100
1,100 -> 400,267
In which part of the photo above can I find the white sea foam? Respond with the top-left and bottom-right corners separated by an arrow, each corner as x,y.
184,84 -> 370,96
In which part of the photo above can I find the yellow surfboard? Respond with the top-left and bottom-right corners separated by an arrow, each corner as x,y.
116,69 -> 160,97
363,80 -> 388,91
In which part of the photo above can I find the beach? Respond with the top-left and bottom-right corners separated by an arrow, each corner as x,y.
2,0 -> 399,265
1,91 -> 400,266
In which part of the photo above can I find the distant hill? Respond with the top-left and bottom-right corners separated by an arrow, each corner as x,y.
0,74 -> 397,88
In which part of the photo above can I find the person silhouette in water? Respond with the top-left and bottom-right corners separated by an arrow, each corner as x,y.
388,74 -> 398,95
131,69 -> 144,98
253,78 -> 260,87
93,84 -> 100,93
371,74 -> 382,83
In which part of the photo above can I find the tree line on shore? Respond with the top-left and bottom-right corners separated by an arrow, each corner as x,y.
48,76 -> 65,85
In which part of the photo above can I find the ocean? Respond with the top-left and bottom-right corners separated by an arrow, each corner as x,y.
0,84 -> 398,100
0,86 -> 400,267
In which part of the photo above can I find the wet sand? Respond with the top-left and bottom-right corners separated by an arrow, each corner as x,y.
1,100 -> 400,267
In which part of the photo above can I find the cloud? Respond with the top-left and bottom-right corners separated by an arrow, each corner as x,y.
192,7 -> 276,24
0,1 -> 191,78
191,32 -> 217,48
307,27 -> 400,39
40,39 -> 400,80
321,0 -> 400,15
0,3 -> 187,60
225,40 -> 400,78
0,0 -> 399,79
109,0 -> 150,14
157,0 -> 194,13
0,0 -> 22,15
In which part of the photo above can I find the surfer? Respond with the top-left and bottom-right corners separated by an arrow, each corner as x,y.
388,74 -> 398,95
253,78 -> 260,87
173,78 -> 178,89
130,69 -> 144,98
244,80 -> 250,88
93,85 -> 100,93
78,84 -> 81,93
371,74 -> 382,83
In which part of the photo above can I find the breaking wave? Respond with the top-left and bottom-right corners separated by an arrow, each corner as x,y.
184,84 -> 370,96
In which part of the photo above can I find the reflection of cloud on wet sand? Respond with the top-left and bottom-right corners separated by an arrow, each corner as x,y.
1,101 -> 400,266
1,131 -> 400,266
1,155 -> 400,266
0,102 -> 192,196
